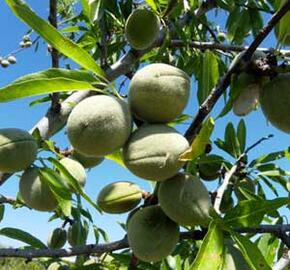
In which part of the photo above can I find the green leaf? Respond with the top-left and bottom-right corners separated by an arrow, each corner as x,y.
231,232 -> 271,270
105,150 -> 126,168
224,198 -> 290,227
39,167 -> 72,216
48,158 -> 101,212
14,68 -> 98,84
250,149 -> 286,167
0,77 -> 97,103
190,221 -> 224,270
145,0 -> 158,11
0,227 -> 46,248
237,119 -> 246,153
257,233 -> 279,266
5,0 -> 105,77
197,50 -> 219,104
224,122 -> 240,158
179,117 -> 215,161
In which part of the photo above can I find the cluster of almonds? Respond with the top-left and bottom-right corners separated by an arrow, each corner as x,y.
0,8 -> 278,265
0,62 -> 213,262
0,55 -> 16,68
63,62 -> 215,262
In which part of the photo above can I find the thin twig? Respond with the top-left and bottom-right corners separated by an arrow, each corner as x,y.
0,195 -> 17,205
214,164 -> 238,214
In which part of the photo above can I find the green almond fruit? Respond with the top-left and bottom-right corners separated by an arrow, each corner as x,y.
123,124 -> 189,181
59,158 -> 86,188
67,222 -> 88,247
128,63 -> 191,123
232,73 -> 260,117
0,128 -> 38,173
260,73 -> 290,133
127,205 -> 179,262
19,168 -> 58,212
158,173 -> 212,227
97,181 -> 142,214
71,149 -> 104,169
67,95 -> 132,157
198,154 -> 223,181
47,228 -> 67,249
125,9 -> 160,50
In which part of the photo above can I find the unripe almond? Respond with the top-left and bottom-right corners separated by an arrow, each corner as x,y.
125,9 -> 160,50
47,228 -> 67,249
0,128 -> 38,173
127,205 -> 179,262
97,182 -> 142,214
67,222 -> 87,247
59,158 -> 86,188
71,149 -> 104,169
158,173 -> 212,227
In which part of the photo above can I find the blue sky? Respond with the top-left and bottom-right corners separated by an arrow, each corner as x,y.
0,1 -> 289,248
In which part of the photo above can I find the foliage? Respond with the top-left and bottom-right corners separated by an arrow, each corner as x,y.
1,0 -> 290,269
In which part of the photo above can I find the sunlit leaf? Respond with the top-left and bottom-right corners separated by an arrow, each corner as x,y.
0,228 -> 46,248
5,0 -> 105,77
231,232 -> 271,270
190,221 -> 224,270
179,117 -> 215,161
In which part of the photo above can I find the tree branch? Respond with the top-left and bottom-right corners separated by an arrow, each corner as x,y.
48,0 -> 60,111
170,40 -> 290,56
184,1 -> 290,143
214,164 -> 238,214
1,225 -> 290,259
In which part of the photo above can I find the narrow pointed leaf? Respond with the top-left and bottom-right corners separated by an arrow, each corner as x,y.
0,78 -> 97,103
39,167 -> 72,216
5,0 -> 105,77
48,158 -> 101,212
0,228 -> 46,248
224,198 -> 290,227
197,50 -> 219,104
14,68 -> 98,84
237,119 -> 246,153
190,222 -> 224,270
257,233 -> 279,266
231,232 -> 271,270
105,150 -> 126,168
179,117 -> 215,161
